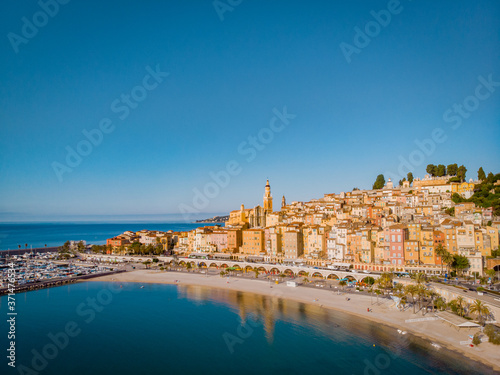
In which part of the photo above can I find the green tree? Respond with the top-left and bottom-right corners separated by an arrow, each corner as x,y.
447,163 -> 458,176
452,255 -> 470,276
61,241 -> 70,252
372,174 -> 386,190
470,299 -> 490,324
442,251 -> 454,275
485,269 -> 495,282
478,167 -> 486,181
404,284 -> 418,313
426,164 -> 436,176
472,332 -> 481,346
414,272 -> 427,285
435,245 -> 448,275
451,193 -> 466,203
457,165 -> 467,182
364,276 -> 375,285
407,172 -> 414,185
436,164 -> 446,177
77,241 -> 86,253
492,247 -> 500,258
416,284 -> 427,311
435,296 -> 447,311
486,172 -> 495,183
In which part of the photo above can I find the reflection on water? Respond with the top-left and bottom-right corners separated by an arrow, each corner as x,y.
177,285 -> 497,375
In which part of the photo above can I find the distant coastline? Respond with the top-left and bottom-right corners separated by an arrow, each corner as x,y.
194,215 -> 228,224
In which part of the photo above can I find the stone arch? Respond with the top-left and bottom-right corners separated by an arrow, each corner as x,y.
257,266 -> 267,272
232,264 -> 242,270
298,270 -> 309,277
198,262 -> 207,268
311,272 -> 323,278
269,267 -> 280,274
360,276 -> 375,285
209,263 -> 218,268
327,274 -> 339,280
244,265 -> 254,272
283,269 -> 294,277
221,263 -> 228,268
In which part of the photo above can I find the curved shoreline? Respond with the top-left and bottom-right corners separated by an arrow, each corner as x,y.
88,270 -> 500,372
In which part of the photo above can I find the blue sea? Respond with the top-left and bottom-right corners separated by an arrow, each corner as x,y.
0,282 -> 495,375
0,222 -> 219,251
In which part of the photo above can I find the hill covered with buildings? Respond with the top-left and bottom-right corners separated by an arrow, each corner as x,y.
105,168 -> 500,277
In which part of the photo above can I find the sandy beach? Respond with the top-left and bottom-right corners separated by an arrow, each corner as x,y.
90,270 -> 500,371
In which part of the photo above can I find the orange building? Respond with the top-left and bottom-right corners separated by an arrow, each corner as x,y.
404,240 -> 420,264
227,229 -> 242,252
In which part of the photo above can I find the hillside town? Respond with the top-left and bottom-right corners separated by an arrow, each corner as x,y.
105,166 -> 500,278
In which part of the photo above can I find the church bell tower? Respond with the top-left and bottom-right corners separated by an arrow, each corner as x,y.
263,179 -> 273,212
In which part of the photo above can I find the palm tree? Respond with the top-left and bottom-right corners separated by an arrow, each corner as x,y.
426,290 -> 439,313
415,272 -> 427,285
393,284 -> 406,311
394,283 -> 404,294
442,252 -> 454,276
404,284 -> 418,313
434,244 -> 448,275
415,284 -> 427,313
376,272 -> 393,294
374,289 -> 382,304
469,299 -> 490,324
435,296 -> 447,311
455,296 -> 467,317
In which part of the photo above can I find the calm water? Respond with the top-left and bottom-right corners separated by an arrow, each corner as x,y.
0,282 -> 496,375
0,223 -> 219,250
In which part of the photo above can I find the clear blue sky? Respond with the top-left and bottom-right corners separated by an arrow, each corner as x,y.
0,0 -> 499,222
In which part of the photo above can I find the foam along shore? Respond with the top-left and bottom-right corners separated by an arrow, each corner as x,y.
89,270 -> 500,371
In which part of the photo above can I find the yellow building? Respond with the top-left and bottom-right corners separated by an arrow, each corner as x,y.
451,181 -> 475,196
408,223 -> 421,242
241,229 -> 265,255
487,226 -> 499,251
419,228 -> 435,265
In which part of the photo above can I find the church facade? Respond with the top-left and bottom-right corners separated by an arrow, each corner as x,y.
226,180 -> 277,228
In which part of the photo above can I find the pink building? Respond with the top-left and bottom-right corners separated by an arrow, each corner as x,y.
384,224 -> 407,266
210,230 -> 228,252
